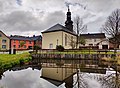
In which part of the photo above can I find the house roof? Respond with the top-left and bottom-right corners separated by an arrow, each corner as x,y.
0,30 -> 10,39
30,35 -> 42,41
42,23 -> 77,36
10,35 -> 32,41
10,35 -> 42,41
80,33 -> 106,39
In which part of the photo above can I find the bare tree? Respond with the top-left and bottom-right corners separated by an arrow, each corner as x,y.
102,9 -> 120,48
74,16 -> 87,48
78,36 -> 86,46
102,9 -> 120,88
67,35 -> 76,49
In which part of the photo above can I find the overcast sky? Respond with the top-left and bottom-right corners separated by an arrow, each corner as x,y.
0,0 -> 120,36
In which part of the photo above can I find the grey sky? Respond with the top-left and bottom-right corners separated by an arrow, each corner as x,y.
0,0 -> 120,36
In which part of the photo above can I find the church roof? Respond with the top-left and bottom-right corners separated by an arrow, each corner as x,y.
42,23 -> 77,36
41,76 -> 63,87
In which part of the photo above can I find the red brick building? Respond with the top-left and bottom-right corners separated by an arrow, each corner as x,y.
10,35 -> 34,50
10,35 -> 42,50
30,35 -> 42,49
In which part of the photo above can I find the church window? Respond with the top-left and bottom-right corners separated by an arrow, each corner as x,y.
65,34 -> 67,46
49,43 -> 53,49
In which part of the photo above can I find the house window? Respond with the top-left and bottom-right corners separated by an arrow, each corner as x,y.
95,44 -> 97,46
13,45 -> 16,48
65,34 -> 67,46
13,40 -> 16,43
2,45 -> 6,49
18,45 -> 20,48
29,41 -> 32,44
24,45 -> 26,48
49,44 -> 53,49
2,39 -> 7,43
28,46 -> 32,49
89,44 -> 93,46
94,39 -> 96,42
0,34 -> 2,37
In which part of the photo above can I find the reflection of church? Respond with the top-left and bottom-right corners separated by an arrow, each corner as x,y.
41,67 -> 76,88
42,7 -> 77,49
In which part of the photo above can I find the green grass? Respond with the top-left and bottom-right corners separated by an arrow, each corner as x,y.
0,53 -> 32,70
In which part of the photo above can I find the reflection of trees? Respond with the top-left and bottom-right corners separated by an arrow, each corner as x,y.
73,71 -> 120,88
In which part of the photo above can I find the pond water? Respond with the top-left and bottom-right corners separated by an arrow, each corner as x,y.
0,68 -> 65,88
0,57 -> 118,88
0,67 -> 117,88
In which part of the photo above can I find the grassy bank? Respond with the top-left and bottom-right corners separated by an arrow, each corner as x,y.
0,53 -> 32,70
102,56 -> 120,65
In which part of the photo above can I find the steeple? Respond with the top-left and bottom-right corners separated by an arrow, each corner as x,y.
68,5 -> 70,12
65,6 -> 73,32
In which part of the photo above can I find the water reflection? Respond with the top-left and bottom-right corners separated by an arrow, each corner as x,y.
0,58 -> 119,88
41,67 -> 76,88
0,67 -> 119,88
0,68 -> 65,88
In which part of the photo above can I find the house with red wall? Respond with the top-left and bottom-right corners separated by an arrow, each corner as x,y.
10,35 -> 42,50
10,35 -> 34,50
30,35 -> 42,48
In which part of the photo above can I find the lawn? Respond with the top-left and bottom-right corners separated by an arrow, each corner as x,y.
0,53 -> 32,70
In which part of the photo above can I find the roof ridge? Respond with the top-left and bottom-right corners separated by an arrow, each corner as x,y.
42,23 -> 76,36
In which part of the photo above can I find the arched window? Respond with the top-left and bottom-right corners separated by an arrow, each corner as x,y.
65,34 -> 67,46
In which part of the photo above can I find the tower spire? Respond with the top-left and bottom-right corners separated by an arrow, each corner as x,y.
65,6 -> 73,32
68,5 -> 70,12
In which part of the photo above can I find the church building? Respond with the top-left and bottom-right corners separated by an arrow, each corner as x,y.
42,7 -> 77,49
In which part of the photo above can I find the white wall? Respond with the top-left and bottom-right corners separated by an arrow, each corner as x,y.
42,31 -> 77,49
82,38 -> 109,49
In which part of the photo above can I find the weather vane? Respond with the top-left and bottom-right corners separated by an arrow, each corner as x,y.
68,4 -> 70,12
65,2 -> 70,12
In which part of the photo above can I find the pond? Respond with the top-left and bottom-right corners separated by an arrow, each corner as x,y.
0,57 -> 119,88
0,68 -> 65,88
0,66 -> 117,88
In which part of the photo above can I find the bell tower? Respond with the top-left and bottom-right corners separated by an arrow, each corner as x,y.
65,6 -> 73,32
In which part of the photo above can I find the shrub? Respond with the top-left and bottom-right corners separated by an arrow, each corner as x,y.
0,62 -> 2,70
56,45 -> 64,51
19,59 -> 24,65
33,45 -> 41,50
33,45 -> 41,53
23,57 -> 32,63
3,63 -> 12,70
